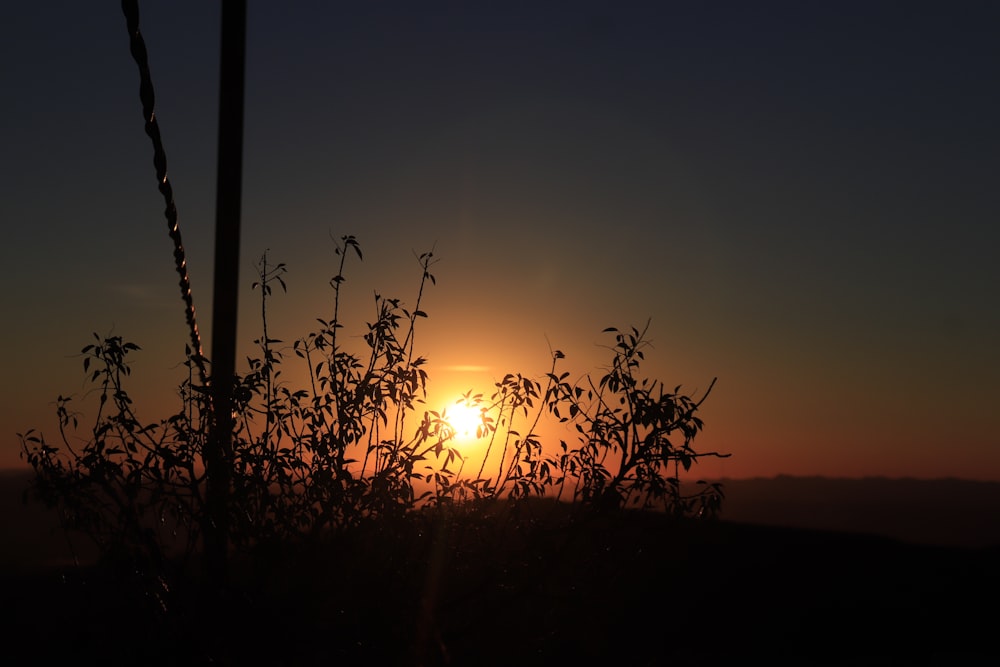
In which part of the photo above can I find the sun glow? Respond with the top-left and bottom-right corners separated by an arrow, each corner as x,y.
444,399 -> 487,442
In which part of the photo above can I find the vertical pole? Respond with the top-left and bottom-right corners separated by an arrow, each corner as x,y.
206,0 -> 247,584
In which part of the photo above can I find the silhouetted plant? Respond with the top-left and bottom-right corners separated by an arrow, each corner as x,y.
20,238 -> 460,570
545,322 -> 727,515
20,238 -> 727,596
20,333 -> 207,611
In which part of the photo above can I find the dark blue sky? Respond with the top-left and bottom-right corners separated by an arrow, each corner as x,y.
2,1 -> 998,479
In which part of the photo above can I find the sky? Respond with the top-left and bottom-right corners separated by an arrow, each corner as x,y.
1,1 -> 998,480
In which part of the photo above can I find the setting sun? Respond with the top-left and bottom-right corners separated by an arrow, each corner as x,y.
444,398 -> 487,441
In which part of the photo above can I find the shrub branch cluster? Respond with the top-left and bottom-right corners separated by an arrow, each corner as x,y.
20,237 -> 727,583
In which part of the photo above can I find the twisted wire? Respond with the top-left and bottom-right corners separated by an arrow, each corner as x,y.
121,0 -> 208,386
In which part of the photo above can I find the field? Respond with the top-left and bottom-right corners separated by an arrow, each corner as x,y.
3,471 -> 997,665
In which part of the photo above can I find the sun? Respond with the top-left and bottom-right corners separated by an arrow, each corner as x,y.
444,398 -> 487,441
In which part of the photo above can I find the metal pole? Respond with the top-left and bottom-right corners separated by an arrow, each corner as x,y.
207,0 -> 246,584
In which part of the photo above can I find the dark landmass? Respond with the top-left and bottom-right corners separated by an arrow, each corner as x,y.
3,470 -> 998,664
709,475 -> 1000,549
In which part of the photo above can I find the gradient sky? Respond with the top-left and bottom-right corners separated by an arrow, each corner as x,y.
2,1 -> 998,480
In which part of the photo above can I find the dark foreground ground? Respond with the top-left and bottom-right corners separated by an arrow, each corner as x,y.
3,473 -> 998,665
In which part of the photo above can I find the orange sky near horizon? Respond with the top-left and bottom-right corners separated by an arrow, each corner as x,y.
14,270 -> 993,483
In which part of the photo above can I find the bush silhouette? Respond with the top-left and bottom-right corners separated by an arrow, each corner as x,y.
20,237 -> 726,592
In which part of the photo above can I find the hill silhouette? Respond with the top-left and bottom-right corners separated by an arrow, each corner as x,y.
3,470 -> 997,664
710,475 -> 1000,548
